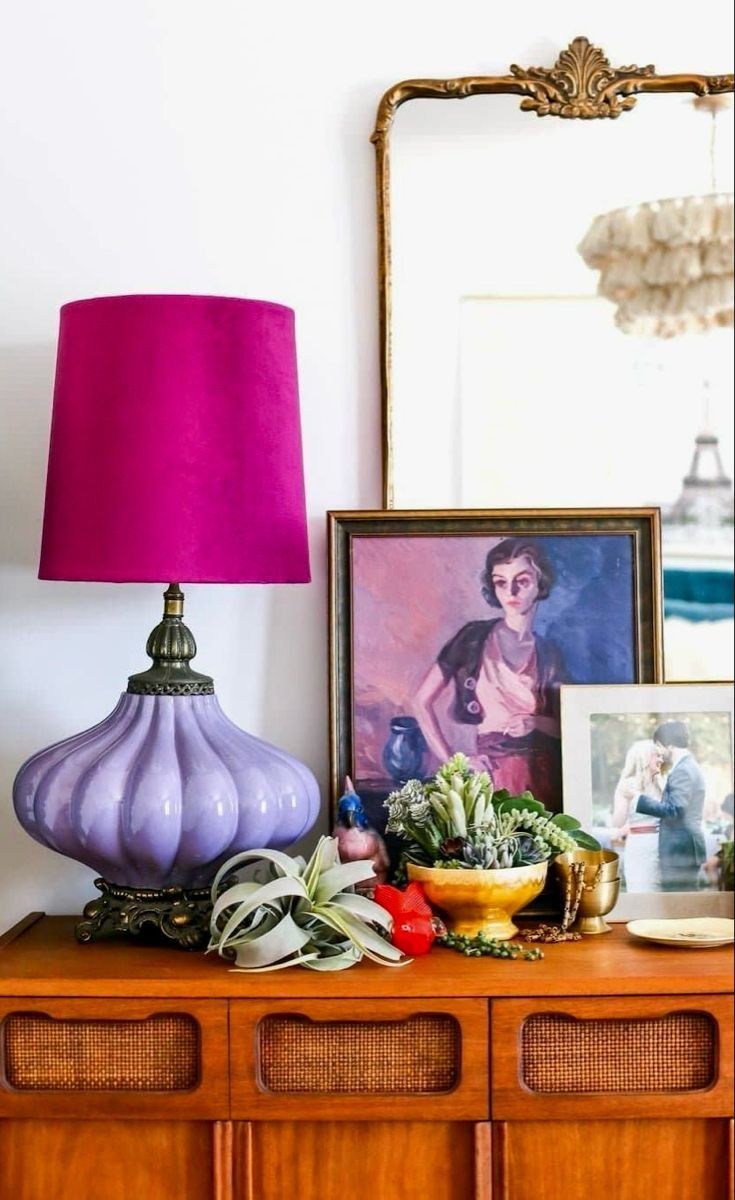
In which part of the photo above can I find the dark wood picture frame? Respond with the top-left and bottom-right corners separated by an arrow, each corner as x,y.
329,508 -> 664,827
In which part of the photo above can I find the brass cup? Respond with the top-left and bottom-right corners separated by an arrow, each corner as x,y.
554,850 -> 621,935
555,848 -> 620,883
568,876 -> 620,935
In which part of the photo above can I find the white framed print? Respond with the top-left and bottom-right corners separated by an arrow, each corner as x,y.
561,682 -> 734,921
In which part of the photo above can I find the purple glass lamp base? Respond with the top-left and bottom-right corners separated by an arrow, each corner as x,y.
13,692 -> 321,891
13,586 -> 320,946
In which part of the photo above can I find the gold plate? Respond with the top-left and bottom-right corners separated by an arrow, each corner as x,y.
627,917 -> 734,948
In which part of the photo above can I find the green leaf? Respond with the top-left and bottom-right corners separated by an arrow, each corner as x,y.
323,908 -> 405,965
302,947 -> 363,971
230,951 -> 323,974
302,836 -> 339,893
446,790 -> 467,837
211,876 -> 306,949
208,880 -> 261,919
496,796 -> 546,817
429,795 -> 450,821
214,906 -> 276,947
572,830 -> 602,850
336,892 -> 394,930
230,912 -> 313,968
471,794 -> 487,826
210,846 -> 304,901
210,880 -> 271,932
550,813 -> 582,831
312,860 -> 377,904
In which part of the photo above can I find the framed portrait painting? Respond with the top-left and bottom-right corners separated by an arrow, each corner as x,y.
329,509 -> 663,836
561,682 -> 735,920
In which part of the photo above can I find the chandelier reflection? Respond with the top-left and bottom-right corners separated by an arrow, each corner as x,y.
579,98 -> 734,337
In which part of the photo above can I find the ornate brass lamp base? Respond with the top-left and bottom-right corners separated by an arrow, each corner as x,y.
75,878 -> 212,950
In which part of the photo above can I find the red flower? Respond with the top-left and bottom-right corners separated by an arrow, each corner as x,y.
374,882 -> 438,956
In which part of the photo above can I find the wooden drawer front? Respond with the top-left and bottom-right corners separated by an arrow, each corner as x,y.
0,998 -> 229,1119
230,999 -> 489,1121
491,1119 -> 732,1200
492,995 -> 734,1121
243,1121 -> 479,1200
0,1119 -> 216,1200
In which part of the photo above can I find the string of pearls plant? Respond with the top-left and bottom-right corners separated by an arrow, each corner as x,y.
439,930 -> 544,960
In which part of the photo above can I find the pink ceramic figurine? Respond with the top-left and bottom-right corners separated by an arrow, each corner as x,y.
332,778 -> 390,894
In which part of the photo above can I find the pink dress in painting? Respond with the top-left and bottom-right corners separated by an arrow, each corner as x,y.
437,619 -> 564,811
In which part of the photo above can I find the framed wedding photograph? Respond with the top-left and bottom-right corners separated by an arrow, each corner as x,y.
561,682 -> 735,920
329,509 -> 663,835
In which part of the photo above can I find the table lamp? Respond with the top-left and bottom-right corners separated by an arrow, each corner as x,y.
13,294 -> 320,948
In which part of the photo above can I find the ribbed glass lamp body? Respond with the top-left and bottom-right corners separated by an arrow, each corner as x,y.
13,694 -> 320,889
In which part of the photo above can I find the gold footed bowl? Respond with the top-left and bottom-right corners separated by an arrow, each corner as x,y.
407,861 -> 548,941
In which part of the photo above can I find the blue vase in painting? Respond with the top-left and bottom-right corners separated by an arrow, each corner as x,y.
382,716 -> 428,784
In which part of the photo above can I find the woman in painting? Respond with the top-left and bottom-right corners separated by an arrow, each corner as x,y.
611,739 -> 664,893
413,539 -> 565,810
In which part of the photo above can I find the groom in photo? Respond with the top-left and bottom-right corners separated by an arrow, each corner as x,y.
635,720 -> 707,891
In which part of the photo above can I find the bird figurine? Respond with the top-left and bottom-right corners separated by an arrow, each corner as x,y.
332,777 -> 390,895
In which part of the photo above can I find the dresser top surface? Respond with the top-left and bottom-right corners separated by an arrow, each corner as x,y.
0,913 -> 732,998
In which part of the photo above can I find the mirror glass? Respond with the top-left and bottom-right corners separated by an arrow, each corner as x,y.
388,93 -> 734,680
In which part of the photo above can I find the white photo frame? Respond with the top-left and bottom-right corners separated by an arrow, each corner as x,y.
561,682 -> 734,921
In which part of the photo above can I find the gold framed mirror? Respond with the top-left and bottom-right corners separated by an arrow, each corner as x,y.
373,37 -> 734,681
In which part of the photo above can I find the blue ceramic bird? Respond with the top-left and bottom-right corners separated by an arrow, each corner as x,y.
332,777 -> 390,894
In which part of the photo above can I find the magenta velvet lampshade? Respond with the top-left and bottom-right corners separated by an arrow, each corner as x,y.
39,294 -> 310,583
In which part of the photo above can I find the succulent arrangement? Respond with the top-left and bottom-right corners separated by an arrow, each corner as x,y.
385,753 -> 599,871
208,836 -> 406,971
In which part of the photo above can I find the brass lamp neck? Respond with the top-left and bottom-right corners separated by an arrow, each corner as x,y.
163,583 -> 185,618
127,584 -> 215,697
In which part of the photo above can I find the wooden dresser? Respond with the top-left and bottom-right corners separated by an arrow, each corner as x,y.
0,912 -> 732,1200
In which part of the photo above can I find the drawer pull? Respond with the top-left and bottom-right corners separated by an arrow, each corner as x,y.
521,1011 -> 716,1094
257,1014 -> 460,1095
2,1013 -> 200,1092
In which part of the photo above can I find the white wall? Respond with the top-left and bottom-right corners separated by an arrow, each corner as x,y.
0,0 -> 732,932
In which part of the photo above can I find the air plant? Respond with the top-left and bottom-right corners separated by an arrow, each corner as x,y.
385,752 -> 599,871
208,836 -> 407,971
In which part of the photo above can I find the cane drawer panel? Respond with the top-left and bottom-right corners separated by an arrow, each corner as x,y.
0,998 -> 229,1119
3,1012 -> 200,1091
230,999 -> 489,1120
259,1013 -> 460,1093
521,1010 -> 716,1093
491,995 -> 734,1121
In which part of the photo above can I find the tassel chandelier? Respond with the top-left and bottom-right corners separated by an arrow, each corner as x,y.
579,97 -> 734,337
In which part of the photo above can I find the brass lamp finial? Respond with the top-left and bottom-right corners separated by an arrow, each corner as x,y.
127,584 -> 215,696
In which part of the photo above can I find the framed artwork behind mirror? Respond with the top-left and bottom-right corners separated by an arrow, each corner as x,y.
373,39 -> 734,682
329,508 -> 663,838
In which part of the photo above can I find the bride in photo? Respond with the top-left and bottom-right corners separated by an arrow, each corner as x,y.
612,739 -> 665,892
